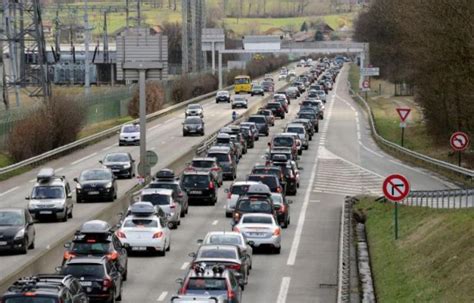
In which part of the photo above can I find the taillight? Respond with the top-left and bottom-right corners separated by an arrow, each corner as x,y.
273,228 -> 281,236
178,192 -> 184,198
103,277 -> 113,289
153,231 -> 164,238
116,230 -> 126,239
179,287 -> 187,295
211,166 -> 220,171
209,181 -> 215,190
233,226 -> 240,233
227,289 -> 236,300
170,202 -> 176,209
277,186 -> 282,193
24,292 -> 36,297
228,264 -> 241,271
63,251 -> 76,260
106,251 -> 119,261
279,205 -> 286,213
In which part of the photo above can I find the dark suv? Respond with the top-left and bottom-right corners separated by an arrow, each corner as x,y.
250,165 -> 287,194
62,220 -> 128,281
148,169 -> 189,217
181,171 -> 218,205
247,115 -> 269,136
60,256 -> 123,303
246,174 -> 284,194
232,183 -> 275,224
1,275 -> 88,303
207,147 -> 237,180
264,102 -> 285,119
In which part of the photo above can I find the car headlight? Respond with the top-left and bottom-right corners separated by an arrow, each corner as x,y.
123,163 -> 131,169
76,183 -> 82,190
106,182 -> 113,188
14,228 -> 25,239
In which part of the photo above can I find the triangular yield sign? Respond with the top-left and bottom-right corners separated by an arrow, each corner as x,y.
396,108 -> 411,122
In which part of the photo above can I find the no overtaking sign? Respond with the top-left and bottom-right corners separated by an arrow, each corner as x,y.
382,174 -> 410,202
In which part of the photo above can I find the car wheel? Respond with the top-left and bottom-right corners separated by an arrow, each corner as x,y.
274,246 -> 281,254
29,237 -> 35,249
62,213 -> 68,222
108,290 -> 116,303
315,126 -> 319,133
183,132 -> 186,137
68,208 -> 73,218
20,238 -> 28,254
122,268 -> 128,281
298,150 -> 302,155
225,212 -> 232,218
282,219 -> 288,229
180,210 -> 185,218
185,206 -> 189,214
76,195 -> 82,203
158,247 -> 166,257
116,286 -> 122,302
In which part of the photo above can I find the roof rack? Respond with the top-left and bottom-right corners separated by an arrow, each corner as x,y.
36,168 -> 64,183
129,202 -> 156,217
155,169 -> 176,180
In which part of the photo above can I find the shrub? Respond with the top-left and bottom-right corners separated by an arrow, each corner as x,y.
128,81 -> 166,118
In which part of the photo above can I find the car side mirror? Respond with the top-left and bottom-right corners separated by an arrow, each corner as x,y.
25,196 -> 30,200
99,160 -> 103,164
188,252 -> 196,258
131,159 -> 135,162
73,177 -> 78,183
176,278 -> 184,285
67,193 -> 73,199
64,242 -> 71,249
55,266 -> 62,273
196,239 -> 203,244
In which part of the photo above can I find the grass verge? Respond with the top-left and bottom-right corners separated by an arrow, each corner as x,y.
354,197 -> 474,302
78,116 -> 133,139
0,153 -> 13,168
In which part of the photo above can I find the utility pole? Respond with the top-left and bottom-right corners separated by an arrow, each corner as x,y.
136,0 -> 141,27
84,0 -> 91,95
125,0 -> 129,28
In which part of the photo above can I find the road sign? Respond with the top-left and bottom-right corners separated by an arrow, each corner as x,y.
362,80 -> 369,88
383,174 -> 410,202
146,150 -> 159,167
360,67 -> 380,76
399,122 -> 407,128
450,132 -> 470,151
396,108 -> 411,122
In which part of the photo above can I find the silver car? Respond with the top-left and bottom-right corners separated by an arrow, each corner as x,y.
139,188 -> 181,229
224,181 -> 259,217
185,104 -> 204,118
232,96 -> 248,109
285,124 -> 309,150
233,213 -> 282,254
199,231 -> 253,271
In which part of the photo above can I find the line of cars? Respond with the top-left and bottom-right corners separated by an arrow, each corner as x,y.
0,59 -> 342,303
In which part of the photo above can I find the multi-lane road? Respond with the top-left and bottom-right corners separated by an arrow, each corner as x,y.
0,64 -> 455,302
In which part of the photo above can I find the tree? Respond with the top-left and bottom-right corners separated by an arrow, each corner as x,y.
314,30 -> 324,41
300,21 -> 308,32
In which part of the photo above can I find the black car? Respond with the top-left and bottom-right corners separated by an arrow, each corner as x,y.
207,147 -> 237,180
148,169 -> 189,217
60,256 -> 123,303
0,208 -> 35,254
239,126 -> 255,149
180,171 -> 218,205
63,220 -> 128,281
247,115 -> 269,136
271,193 -> 292,228
250,165 -> 287,194
75,169 -> 117,203
271,160 -> 299,196
264,102 -> 285,119
1,275 -> 89,303
232,183 -> 275,224
250,84 -> 264,96
183,116 -> 205,136
100,152 -> 135,179
246,174 -> 284,194
297,111 -> 319,133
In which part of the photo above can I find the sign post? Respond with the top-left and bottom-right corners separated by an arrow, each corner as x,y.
361,80 -> 370,101
383,174 -> 410,240
396,108 -> 411,147
450,132 -> 470,167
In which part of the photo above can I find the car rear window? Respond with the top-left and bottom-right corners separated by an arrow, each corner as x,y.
252,168 -> 280,177
61,264 -> 105,279
123,219 -> 158,228
273,137 -> 294,146
198,249 -> 237,259
182,175 -> 210,187
4,297 -> 60,303
141,194 -> 171,206
298,113 -> 313,120
237,200 -> 272,212
287,127 -> 304,134
187,278 -> 227,291
207,153 -> 230,163
266,103 -> 280,108
216,138 -> 230,144
71,242 -> 111,254
248,117 -> 266,123
192,160 -> 214,168
242,216 -> 273,224
247,176 -> 278,188
231,185 -> 250,195
208,235 -> 242,245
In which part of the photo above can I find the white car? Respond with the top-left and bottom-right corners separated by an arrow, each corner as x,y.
119,123 -> 140,146
233,213 -> 282,254
185,104 -> 204,118
231,95 -> 248,109
224,181 -> 259,217
116,203 -> 171,256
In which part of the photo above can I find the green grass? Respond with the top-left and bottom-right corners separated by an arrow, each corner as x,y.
0,153 -> 13,168
354,198 -> 474,302
79,116 -> 133,139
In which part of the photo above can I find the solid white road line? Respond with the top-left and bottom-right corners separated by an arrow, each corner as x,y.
102,144 -> 115,151
71,152 -> 98,165
56,167 -> 64,172
359,141 -> 384,158
0,186 -> 20,197
276,277 -> 291,303
180,262 -> 189,270
212,220 -> 219,225
156,291 -> 168,302
149,124 -> 162,131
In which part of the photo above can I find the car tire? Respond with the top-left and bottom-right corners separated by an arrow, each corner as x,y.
298,150 -> 302,155
315,125 -> 319,133
20,238 -> 28,254
116,287 -> 122,302
68,208 -> 73,218
158,247 -> 166,257
225,212 -> 232,218
180,210 -> 185,218
185,206 -> 189,214
183,132 -> 186,137
29,238 -> 35,249
274,246 -> 281,254
282,219 -> 288,229
62,213 -> 68,222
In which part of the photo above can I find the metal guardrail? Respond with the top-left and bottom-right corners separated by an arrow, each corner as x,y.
404,189 -> 474,208
0,85 -> 233,177
337,196 -> 354,303
348,83 -> 474,182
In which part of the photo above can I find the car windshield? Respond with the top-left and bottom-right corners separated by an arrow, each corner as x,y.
104,153 -> 129,162
61,264 -> 105,279
192,160 -> 214,168
4,297 -> 60,303
123,219 -> 158,228
122,125 -> 139,133
237,200 -> 272,212
287,127 -> 304,134
242,216 -> 273,224
271,194 -> 283,205
182,175 -> 209,187
217,91 -> 229,96
188,105 -> 201,110
253,85 -> 263,90
273,137 -> 293,146
248,117 -> 266,123
31,186 -> 64,199
141,194 -> 170,206
198,248 -> 237,259
234,96 -> 245,101
267,103 -> 280,108
187,278 -> 227,291
252,168 -> 279,177
207,235 -> 242,246
0,211 -> 24,226
231,185 -> 250,195
298,113 -> 314,120
185,117 -> 202,124
80,170 -> 111,181
71,242 -> 111,254
207,153 -> 229,163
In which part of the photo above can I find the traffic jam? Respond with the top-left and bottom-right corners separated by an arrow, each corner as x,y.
0,57 -> 343,303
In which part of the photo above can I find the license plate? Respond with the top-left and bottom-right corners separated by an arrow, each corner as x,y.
40,211 -> 53,215
112,169 -> 120,172
189,129 -> 196,133
88,191 -> 100,195
0,241 -> 7,246
190,190 -> 202,195
250,232 -> 265,237
132,246 -> 147,251
80,281 -> 92,287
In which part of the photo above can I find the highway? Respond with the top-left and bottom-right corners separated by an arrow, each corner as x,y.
0,64 -> 455,302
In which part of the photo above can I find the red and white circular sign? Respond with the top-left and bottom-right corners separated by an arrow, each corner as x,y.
382,174 -> 410,202
450,132 -> 469,151
362,80 -> 370,89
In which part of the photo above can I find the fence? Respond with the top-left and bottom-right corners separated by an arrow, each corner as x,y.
403,189 -> 474,209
